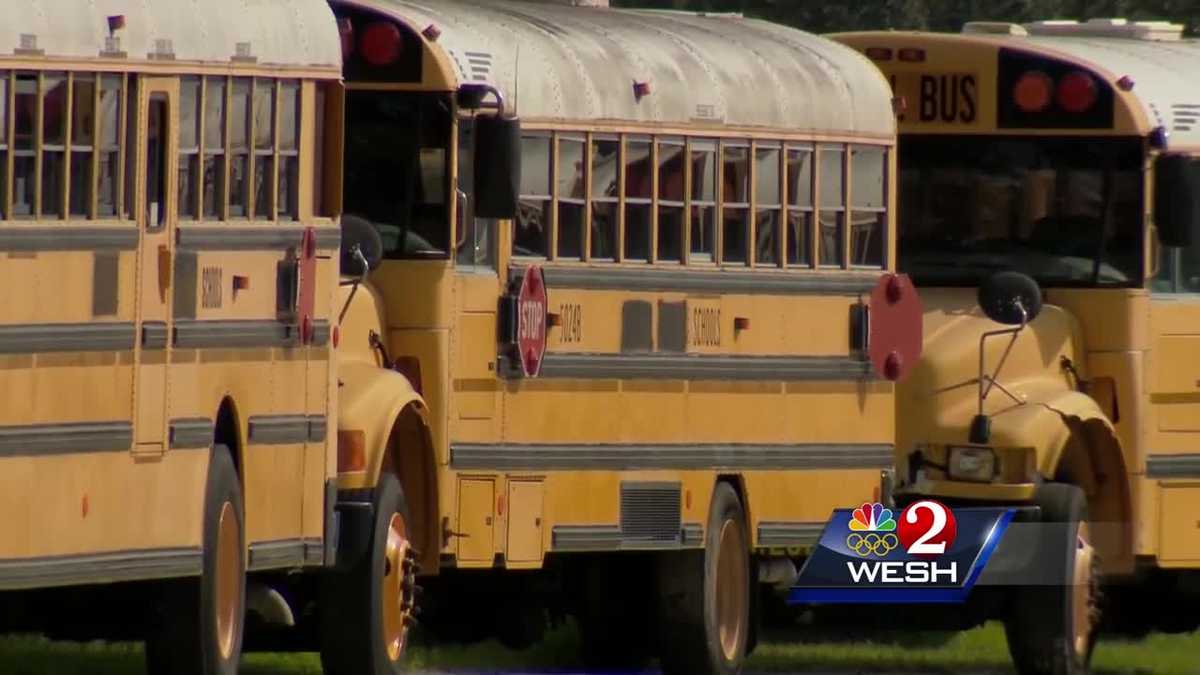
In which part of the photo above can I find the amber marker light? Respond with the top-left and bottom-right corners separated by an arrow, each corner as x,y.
338,430 -> 367,473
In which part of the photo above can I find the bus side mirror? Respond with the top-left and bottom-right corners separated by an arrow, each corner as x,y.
978,271 -> 1042,326
474,114 -> 521,219
1154,154 -> 1200,247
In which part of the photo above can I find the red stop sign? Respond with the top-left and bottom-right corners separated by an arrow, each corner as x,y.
516,265 -> 548,378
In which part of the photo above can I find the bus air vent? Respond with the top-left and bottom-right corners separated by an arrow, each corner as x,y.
620,482 -> 682,547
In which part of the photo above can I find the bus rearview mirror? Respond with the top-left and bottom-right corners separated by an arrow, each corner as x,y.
1154,154 -> 1200,248
474,115 -> 521,220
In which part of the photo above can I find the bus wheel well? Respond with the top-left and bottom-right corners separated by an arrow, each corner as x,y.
1054,417 -> 1131,571
715,473 -> 750,530
381,403 -> 439,572
214,397 -> 242,481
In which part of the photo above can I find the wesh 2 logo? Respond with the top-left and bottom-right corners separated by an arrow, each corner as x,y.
844,500 -> 959,585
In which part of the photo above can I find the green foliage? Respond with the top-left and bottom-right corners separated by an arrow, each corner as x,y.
613,0 -> 1200,34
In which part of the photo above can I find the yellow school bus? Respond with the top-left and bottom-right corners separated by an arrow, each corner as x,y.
836,19 -> 1200,674
0,2 -> 402,674
327,1 -> 921,672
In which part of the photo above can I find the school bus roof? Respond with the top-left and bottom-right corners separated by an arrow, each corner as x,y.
354,0 -> 896,137
836,28 -> 1200,148
0,0 -> 341,71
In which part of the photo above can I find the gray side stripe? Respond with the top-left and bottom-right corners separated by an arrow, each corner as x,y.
170,419 -> 214,449
312,320 -> 331,347
550,526 -> 622,551
142,322 -> 169,350
248,538 -> 326,571
551,524 -> 706,552
175,320 -> 299,349
173,320 -> 330,350
308,416 -> 328,442
1146,454 -> 1200,479
511,266 -> 880,296
177,227 -> 341,252
450,443 -> 894,471
248,415 -> 312,445
757,522 -> 826,547
503,352 -> 874,382
0,547 -> 203,590
0,227 -> 139,252
0,422 -> 132,456
0,323 -> 136,354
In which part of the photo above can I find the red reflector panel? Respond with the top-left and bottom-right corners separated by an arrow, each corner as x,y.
898,48 -> 925,63
1057,71 -> 1098,113
361,21 -> 403,67
1014,71 -> 1053,113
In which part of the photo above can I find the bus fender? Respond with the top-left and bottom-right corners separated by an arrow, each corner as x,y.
336,361 -> 438,570
993,389 -> 1132,566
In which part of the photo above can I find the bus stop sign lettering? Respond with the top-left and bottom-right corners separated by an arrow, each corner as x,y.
517,265 -> 548,378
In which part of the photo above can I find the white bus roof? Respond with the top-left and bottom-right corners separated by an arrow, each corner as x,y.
353,0 -> 896,138
0,0 -> 341,71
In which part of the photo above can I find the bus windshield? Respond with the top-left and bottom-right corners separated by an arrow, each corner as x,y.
344,90 -> 451,259
898,136 -> 1143,287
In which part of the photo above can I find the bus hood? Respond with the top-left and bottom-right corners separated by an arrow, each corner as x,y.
897,288 -> 1084,450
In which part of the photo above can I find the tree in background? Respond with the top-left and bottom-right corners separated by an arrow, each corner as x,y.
613,0 -> 1200,34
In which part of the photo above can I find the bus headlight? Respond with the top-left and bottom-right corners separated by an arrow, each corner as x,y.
946,446 -> 997,483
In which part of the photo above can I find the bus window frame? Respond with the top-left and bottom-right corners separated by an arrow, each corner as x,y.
656,135 -> 686,264
589,132 -> 619,262
753,140 -> 783,268
817,143 -> 847,269
785,143 -> 815,268
513,130 -> 552,260
720,138 -> 751,267
623,134 -> 653,263
555,132 -> 586,261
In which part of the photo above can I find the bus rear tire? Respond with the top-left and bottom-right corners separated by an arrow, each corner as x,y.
319,472 -> 416,675
657,482 -> 750,675
145,444 -> 245,675
1003,483 -> 1099,675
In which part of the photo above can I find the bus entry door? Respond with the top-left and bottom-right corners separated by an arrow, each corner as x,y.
133,78 -> 179,456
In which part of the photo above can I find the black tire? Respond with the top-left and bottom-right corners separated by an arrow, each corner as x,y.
658,482 -> 751,675
320,472 -> 416,675
145,444 -> 245,675
575,555 -> 654,671
1004,483 -> 1100,675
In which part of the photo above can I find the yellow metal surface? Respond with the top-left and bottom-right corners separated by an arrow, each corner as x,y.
505,480 -> 544,565
456,478 -> 496,565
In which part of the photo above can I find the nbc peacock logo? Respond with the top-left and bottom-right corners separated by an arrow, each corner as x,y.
845,502 -> 899,557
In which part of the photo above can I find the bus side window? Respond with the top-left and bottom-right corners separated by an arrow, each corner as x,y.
0,72 -> 8,219
850,145 -> 886,268
819,145 -> 846,268
514,133 -> 551,258
98,74 -> 123,218
203,76 -> 227,220
278,80 -> 300,220
229,78 -> 251,218
179,77 -> 201,220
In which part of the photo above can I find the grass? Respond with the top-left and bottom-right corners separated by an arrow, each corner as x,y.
0,623 -> 1194,674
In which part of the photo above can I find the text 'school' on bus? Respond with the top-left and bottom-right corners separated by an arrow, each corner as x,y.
0,1 -> 376,674
328,1 -> 918,674
837,18 -> 1200,675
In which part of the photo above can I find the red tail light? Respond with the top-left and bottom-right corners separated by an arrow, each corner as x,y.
360,21 -> 403,67
1014,71 -> 1053,113
897,48 -> 925,63
1056,71 -> 1098,113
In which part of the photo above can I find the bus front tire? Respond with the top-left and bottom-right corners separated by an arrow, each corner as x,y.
320,472 -> 416,675
145,444 -> 245,675
1003,482 -> 1099,675
658,482 -> 750,675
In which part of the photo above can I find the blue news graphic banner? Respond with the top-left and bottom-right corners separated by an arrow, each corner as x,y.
789,501 -> 1015,604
